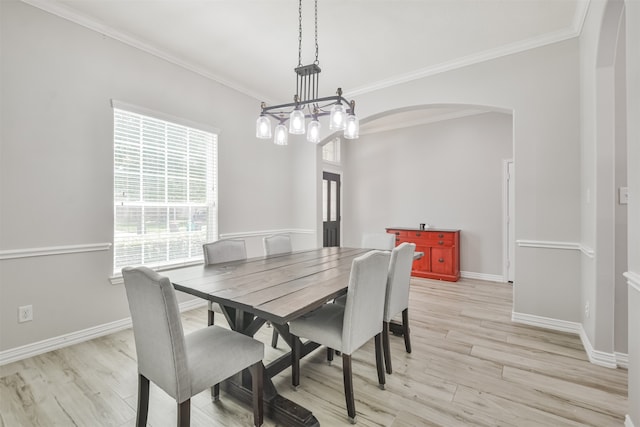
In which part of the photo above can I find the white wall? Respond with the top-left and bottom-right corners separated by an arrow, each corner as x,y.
0,1 -> 298,352
342,112 -> 512,280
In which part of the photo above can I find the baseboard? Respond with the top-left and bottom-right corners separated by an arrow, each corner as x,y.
512,311 -> 623,369
460,271 -> 505,282
0,298 -> 206,366
578,326 -> 618,368
512,311 -> 583,334
615,352 -> 629,369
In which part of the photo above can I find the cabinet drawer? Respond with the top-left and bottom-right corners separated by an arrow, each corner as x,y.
424,231 -> 455,242
406,231 -> 429,240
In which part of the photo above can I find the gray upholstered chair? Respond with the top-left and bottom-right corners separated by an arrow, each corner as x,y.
289,250 -> 391,423
361,232 -> 395,250
263,234 -> 292,256
122,266 -> 264,427
202,239 -> 247,326
262,234 -> 292,348
382,242 -> 415,374
333,242 -> 415,374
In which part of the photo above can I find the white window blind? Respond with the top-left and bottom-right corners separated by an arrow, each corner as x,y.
113,106 -> 218,274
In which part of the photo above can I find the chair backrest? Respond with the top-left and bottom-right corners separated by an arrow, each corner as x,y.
122,266 -> 190,402
384,242 -> 416,322
203,239 -> 247,265
263,234 -> 292,256
341,250 -> 391,354
361,233 -> 395,250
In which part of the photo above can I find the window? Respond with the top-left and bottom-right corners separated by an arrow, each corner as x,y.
112,103 -> 218,274
322,137 -> 341,163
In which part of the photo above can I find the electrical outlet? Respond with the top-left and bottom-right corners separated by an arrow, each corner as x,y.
18,305 -> 33,323
584,301 -> 590,319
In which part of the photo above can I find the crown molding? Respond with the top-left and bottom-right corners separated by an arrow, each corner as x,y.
347,25 -> 584,97
19,0 -> 270,102
21,0 -> 589,102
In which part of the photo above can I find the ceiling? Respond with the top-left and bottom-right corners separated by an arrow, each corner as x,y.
24,0 -> 588,132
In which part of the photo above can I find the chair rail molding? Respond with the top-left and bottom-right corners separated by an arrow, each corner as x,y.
624,271 -> 640,293
516,239 -> 594,258
220,228 -> 315,239
0,243 -> 112,260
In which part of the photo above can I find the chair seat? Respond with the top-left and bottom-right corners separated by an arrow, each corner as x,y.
185,326 -> 264,397
289,304 -> 345,352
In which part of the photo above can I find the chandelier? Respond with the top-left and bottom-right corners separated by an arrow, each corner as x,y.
255,0 -> 359,145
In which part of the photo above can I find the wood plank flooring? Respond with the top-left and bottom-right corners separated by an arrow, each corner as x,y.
0,277 -> 628,426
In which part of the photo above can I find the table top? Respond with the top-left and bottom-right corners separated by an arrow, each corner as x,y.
165,247 -> 371,325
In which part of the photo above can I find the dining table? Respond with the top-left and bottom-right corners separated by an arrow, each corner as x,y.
164,246 -> 373,427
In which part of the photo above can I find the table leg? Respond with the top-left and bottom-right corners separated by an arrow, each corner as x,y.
219,306 -> 320,427
388,319 -> 404,335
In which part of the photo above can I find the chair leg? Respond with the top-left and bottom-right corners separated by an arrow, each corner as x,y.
250,362 -> 264,427
136,374 -> 150,427
177,399 -> 190,427
291,334 -> 300,388
374,333 -> 386,390
208,302 -> 215,326
402,309 -> 412,353
327,347 -> 334,363
211,383 -> 220,401
382,321 -> 392,374
271,329 -> 279,348
342,354 -> 357,423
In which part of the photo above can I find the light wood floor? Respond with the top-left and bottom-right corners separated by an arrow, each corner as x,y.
0,278 -> 628,426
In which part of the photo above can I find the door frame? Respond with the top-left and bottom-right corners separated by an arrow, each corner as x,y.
322,171 -> 342,247
503,159 -> 515,282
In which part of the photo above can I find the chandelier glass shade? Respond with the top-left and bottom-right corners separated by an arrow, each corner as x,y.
273,124 -> 288,146
256,0 -> 359,145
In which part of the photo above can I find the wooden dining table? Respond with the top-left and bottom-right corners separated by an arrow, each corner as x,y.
164,246 -> 372,427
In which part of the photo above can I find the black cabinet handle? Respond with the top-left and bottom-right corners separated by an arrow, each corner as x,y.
438,241 -> 444,245
416,232 -> 421,237
438,233 -> 444,238
438,258 -> 445,263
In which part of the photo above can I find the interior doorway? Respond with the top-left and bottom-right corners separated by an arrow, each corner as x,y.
322,171 -> 341,247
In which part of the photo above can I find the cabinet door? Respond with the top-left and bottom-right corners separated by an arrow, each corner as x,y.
413,245 -> 431,273
431,247 -> 454,275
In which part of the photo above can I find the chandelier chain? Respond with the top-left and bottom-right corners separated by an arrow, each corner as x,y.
298,0 -> 303,67
314,0 -> 319,65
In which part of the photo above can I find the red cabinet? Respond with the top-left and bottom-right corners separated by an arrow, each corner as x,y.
386,228 -> 460,282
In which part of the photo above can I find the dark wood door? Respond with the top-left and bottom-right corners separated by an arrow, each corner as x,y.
322,172 -> 340,247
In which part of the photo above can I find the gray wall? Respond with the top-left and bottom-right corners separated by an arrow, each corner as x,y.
342,112 -> 512,279
0,0 -> 307,351
625,1 -> 640,422
350,39 -> 582,324
1,3 -> 637,419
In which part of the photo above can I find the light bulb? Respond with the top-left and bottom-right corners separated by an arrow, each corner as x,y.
256,116 -> 272,139
307,120 -> 321,143
274,124 -> 288,145
344,115 -> 359,139
329,104 -> 346,130
289,109 -> 306,134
